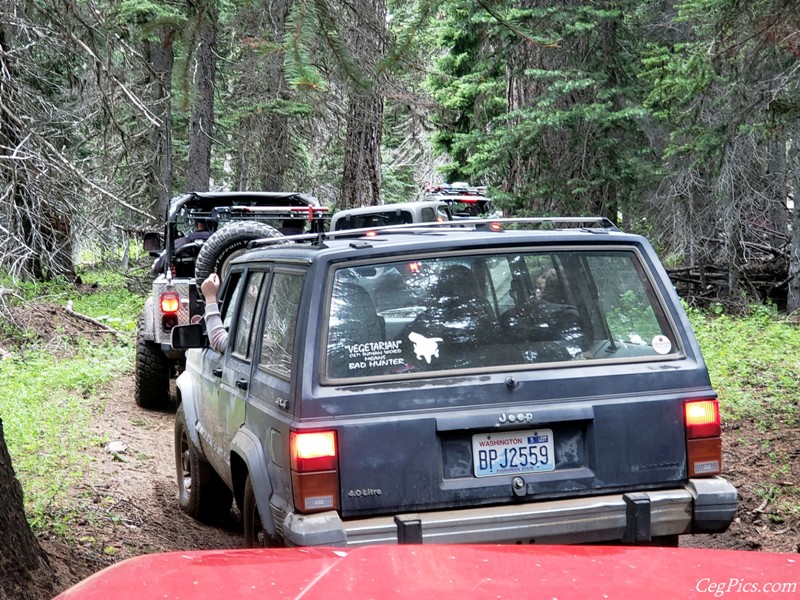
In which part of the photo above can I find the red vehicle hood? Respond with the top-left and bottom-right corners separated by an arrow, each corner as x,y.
55,544 -> 797,599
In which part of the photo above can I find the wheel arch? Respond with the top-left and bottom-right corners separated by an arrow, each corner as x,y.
230,428 -> 278,538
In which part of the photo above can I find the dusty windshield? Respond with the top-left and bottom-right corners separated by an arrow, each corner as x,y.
325,248 -> 679,380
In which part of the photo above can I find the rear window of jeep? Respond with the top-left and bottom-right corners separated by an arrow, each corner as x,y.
324,248 -> 680,380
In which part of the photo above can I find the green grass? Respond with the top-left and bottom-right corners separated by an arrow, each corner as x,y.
0,266 -> 143,533
688,303 -> 800,518
1,267 -> 145,335
0,343 -> 133,532
70,267 -> 146,334
688,303 -> 800,427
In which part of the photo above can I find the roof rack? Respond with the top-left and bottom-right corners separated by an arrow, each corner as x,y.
209,205 -> 329,223
166,191 -> 320,222
325,216 -> 619,236
245,216 -> 620,250
424,182 -> 488,197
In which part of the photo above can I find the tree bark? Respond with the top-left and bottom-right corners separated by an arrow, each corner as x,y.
186,1 -> 217,192
145,27 -> 175,220
341,93 -> 384,209
339,0 -> 386,210
258,0 -> 291,191
788,135 -> 800,313
0,418 -> 55,600
765,134 -> 788,249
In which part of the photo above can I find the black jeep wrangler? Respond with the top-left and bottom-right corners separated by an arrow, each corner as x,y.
171,218 -> 737,547
136,191 -> 327,409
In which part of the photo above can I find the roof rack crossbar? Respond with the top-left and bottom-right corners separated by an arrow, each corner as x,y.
322,216 -> 619,238
243,216 -> 620,251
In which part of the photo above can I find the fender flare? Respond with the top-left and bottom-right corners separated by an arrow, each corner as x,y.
175,371 -> 203,452
231,428 -> 277,538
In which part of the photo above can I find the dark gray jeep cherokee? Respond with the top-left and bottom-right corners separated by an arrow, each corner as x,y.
172,218 -> 737,547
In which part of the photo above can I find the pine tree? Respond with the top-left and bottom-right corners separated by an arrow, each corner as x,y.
428,1 -> 657,223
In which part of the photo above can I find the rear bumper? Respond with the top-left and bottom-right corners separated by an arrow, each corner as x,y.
280,478 -> 737,547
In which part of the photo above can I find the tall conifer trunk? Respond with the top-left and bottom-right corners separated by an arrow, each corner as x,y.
340,0 -> 386,209
0,418 -> 55,600
259,0 -> 291,191
145,27 -> 175,220
186,0 -> 217,192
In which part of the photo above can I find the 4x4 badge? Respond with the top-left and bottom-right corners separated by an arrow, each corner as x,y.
276,397 -> 289,409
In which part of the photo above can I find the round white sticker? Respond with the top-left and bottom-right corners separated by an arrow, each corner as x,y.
651,335 -> 672,355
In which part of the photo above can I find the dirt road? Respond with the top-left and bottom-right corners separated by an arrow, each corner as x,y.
44,372 -> 798,595
43,375 -> 241,593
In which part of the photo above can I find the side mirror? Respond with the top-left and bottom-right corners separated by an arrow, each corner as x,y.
143,231 -> 163,255
171,324 -> 207,350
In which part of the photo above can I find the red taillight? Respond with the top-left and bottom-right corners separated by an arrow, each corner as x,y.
290,431 -> 339,513
685,399 -> 722,477
685,400 -> 720,439
160,292 -> 181,315
291,431 -> 337,471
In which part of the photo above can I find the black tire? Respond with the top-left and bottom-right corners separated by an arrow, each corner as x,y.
243,475 -> 282,547
175,404 -> 233,523
195,221 -> 283,282
650,535 -> 680,547
134,316 -> 171,409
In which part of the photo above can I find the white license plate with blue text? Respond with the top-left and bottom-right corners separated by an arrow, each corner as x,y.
472,429 -> 555,477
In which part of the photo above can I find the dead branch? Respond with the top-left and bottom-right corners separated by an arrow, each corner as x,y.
64,301 -> 128,340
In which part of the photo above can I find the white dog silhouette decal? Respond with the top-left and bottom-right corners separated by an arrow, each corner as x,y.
408,332 -> 444,364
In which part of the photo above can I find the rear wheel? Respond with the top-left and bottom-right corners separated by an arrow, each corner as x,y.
195,222 -> 283,282
175,404 -> 233,523
243,475 -> 282,547
134,316 -> 171,409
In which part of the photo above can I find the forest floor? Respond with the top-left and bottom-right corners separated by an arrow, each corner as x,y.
9,303 -> 799,597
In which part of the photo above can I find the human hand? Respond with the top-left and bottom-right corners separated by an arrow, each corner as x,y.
201,273 -> 220,303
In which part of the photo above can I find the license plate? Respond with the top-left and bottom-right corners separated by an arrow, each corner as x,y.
472,429 -> 555,477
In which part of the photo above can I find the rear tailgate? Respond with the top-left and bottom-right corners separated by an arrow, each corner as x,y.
329,366 -> 705,518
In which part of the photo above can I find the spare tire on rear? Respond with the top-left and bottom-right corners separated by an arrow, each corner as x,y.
195,221 -> 283,281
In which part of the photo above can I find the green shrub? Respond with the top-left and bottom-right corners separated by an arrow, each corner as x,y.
688,304 -> 800,428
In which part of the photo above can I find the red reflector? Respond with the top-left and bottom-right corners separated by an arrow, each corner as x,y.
365,230 -> 378,237
162,314 -> 179,331
489,222 -> 503,231
160,292 -> 181,315
291,431 -> 337,472
685,400 -> 720,438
